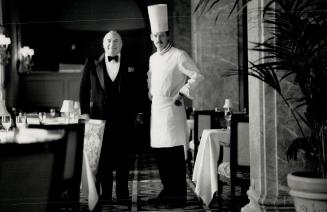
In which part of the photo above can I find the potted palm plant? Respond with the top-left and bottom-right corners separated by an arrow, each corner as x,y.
195,0 -> 327,211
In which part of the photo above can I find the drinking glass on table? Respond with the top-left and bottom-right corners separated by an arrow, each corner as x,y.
16,113 -> 27,129
39,112 -> 47,124
50,108 -> 56,118
2,115 -> 12,131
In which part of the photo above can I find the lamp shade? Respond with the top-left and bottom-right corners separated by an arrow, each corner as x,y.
147,4 -> 168,33
60,100 -> 74,113
223,99 -> 232,109
0,100 -> 10,116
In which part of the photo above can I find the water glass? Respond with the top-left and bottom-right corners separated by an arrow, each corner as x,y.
50,108 -> 56,118
39,112 -> 47,124
2,115 -> 12,131
16,114 -> 27,129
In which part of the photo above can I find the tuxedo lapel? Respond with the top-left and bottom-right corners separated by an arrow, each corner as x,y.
118,55 -> 127,93
96,54 -> 106,90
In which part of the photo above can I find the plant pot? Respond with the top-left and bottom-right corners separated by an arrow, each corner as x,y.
287,172 -> 327,212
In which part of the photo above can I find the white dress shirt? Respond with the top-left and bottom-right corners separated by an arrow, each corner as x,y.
105,53 -> 121,81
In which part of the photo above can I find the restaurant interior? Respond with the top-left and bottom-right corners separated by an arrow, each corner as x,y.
0,0 -> 326,211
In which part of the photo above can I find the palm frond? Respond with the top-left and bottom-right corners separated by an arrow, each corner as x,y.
194,0 -> 214,16
287,137 -> 314,161
194,0 -> 249,18
248,62 -> 282,94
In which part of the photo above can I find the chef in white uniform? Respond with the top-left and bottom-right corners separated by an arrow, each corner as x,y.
147,4 -> 204,208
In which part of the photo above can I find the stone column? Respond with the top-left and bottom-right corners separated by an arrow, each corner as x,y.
241,0 -> 296,211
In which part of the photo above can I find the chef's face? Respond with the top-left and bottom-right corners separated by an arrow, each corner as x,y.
151,31 -> 169,51
103,31 -> 122,56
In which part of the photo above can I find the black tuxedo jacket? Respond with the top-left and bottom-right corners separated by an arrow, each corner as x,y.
79,53 -> 141,126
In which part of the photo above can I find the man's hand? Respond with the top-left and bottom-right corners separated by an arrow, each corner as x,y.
148,92 -> 152,101
174,93 -> 184,106
80,114 -> 90,120
135,113 -> 144,127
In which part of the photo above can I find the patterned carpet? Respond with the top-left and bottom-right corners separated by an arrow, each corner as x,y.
79,151 -> 248,212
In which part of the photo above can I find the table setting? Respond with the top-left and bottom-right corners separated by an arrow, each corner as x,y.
0,99 -> 105,211
192,99 -> 233,205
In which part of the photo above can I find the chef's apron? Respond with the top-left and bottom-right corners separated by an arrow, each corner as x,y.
150,95 -> 187,148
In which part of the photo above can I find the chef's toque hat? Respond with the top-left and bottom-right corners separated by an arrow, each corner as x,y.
147,4 -> 168,33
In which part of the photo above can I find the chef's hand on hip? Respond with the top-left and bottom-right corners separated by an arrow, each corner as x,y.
174,92 -> 184,106
148,92 -> 152,101
80,114 -> 90,120
135,113 -> 144,127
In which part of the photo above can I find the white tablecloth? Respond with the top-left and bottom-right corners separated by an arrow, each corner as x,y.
0,119 -> 105,211
0,129 -> 64,143
192,128 -> 230,205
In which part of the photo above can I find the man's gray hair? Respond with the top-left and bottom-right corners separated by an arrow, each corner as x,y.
103,30 -> 122,42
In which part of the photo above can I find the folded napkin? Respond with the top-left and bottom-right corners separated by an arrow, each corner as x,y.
26,117 -> 41,125
42,117 -> 66,125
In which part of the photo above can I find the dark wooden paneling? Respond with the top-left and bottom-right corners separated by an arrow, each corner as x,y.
18,72 -> 82,111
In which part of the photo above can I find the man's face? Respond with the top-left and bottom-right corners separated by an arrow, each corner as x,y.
103,31 -> 122,56
151,32 -> 169,51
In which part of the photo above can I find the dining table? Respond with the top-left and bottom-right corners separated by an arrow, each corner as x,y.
42,117 -> 105,211
192,128 -> 230,206
1,117 -> 105,211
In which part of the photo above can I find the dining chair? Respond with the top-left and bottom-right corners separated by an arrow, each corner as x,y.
28,123 -> 85,211
188,110 -> 225,174
0,129 -> 66,212
217,113 -> 250,200
79,118 -> 106,176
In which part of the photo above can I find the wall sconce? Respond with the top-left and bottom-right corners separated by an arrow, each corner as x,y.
0,33 -> 11,116
18,46 -> 34,74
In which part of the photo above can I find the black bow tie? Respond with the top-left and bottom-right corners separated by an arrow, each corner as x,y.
108,55 -> 119,62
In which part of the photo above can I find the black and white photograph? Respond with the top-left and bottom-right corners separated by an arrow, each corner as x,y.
0,0 -> 327,211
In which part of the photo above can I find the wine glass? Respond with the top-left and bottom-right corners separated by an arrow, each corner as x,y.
16,114 -> 27,129
50,109 -> 56,118
39,112 -> 47,124
2,115 -> 12,131
73,101 -> 81,122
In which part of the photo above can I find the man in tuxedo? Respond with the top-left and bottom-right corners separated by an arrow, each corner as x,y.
79,30 -> 143,204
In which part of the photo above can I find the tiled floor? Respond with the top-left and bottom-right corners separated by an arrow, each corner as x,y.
79,151 -> 249,212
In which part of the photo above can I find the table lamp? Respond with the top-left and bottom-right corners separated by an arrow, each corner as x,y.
60,100 -> 74,123
223,98 -> 232,110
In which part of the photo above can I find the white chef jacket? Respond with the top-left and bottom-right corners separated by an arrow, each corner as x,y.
148,46 -> 204,148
